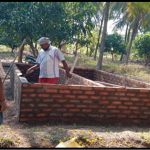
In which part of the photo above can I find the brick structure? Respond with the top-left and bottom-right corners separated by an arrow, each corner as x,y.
10,63 -> 150,124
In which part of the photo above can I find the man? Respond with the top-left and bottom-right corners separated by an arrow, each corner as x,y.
0,61 -> 7,125
26,37 -> 72,83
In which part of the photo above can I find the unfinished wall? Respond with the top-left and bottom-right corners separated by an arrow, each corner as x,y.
10,63 -> 150,124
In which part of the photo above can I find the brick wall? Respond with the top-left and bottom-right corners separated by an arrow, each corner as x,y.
10,63 -> 150,124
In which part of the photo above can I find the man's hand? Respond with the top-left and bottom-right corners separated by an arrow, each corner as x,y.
26,69 -> 34,75
0,101 -> 7,112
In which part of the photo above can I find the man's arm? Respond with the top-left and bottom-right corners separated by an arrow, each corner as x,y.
61,60 -> 72,78
26,64 -> 40,75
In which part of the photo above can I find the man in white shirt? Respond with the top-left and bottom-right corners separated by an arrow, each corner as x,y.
26,37 -> 72,83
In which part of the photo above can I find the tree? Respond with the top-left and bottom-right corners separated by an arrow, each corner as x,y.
133,32 -> 150,65
96,2 -> 110,70
104,32 -> 126,61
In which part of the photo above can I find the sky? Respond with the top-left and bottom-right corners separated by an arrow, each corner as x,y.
107,19 -> 126,35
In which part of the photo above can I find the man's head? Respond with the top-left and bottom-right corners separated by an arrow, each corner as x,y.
38,37 -> 51,51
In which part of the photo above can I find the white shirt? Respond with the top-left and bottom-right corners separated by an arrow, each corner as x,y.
36,45 -> 65,78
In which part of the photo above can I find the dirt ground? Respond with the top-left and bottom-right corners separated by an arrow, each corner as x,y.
1,62 -> 150,148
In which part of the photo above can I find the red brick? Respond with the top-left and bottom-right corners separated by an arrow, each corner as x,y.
107,114 -> 116,118
119,97 -> 129,101
127,93 -> 136,96
59,90 -> 71,94
128,115 -> 138,118
98,110 -> 108,113
57,108 -> 67,112
132,120 -> 141,123
129,106 -> 139,110
42,108 -> 53,111
133,111 -> 141,114
45,89 -> 58,93
115,92 -> 126,96
68,85 -> 81,90
56,99 -> 67,103
108,96 -> 118,100
50,113 -> 61,116
29,94 -> 36,97
82,109 -> 92,112
20,114 -> 26,117
36,89 -> 45,93
127,88 -> 139,92
85,91 -> 95,95
110,110 -> 120,113
134,102 -> 144,106
56,85 -> 68,89
76,105 -> 87,108
130,98 -> 140,101
138,94 -> 148,97
43,99 -> 53,102
118,106 -> 128,109
22,98 -> 33,102
20,118 -> 32,122
124,102 -> 133,105
21,109 -> 32,112
139,116 -> 148,119
20,103 -> 26,107
29,103 -> 35,107
36,99 -> 40,102
89,105 -> 99,108
38,94 -> 50,98
51,104 -> 61,107
99,101 -> 110,104
144,111 -> 150,115
63,113 -> 74,117
105,88 -> 116,91
99,92 -> 109,95
38,103 -> 48,107
88,114 -> 99,117
107,105 -> 117,109
69,109 -> 80,112
102,96 -> 107,100
77,95 -> 88,99
42,84 -> 56,89
146,103 -> 150,106
117,114 -> 127,118
72,118 -> 84,122
69,100 -> 80,103
30,84 -> 42,88
22,94 -> 28,97
111,101 -> 122,105
93,87 -> 104,91
90,96 -> 100,99
140,106 -> 149,110
81,86 -> 92,90
117,88 -> 127,92
63,104 -> 75,107
36,113 -> 47,117
64,95 -> 75,99
141,98 -> 150,102
76,113 -> 86,117
22,83 -> 29,87
33,118 -> 46,121
72,91 -> 83,94
140,89 -> 150,92
22,89 -> 35,92
28,114 -> 34,117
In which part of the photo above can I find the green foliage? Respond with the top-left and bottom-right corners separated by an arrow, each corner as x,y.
133,32 -> 150,63
104,32 -> 126,57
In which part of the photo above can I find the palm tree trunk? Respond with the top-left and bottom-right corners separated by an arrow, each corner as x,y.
96,2 -> 110,70
125,23 -> 128,43
86,45 -> 88,57
125,18 -> 139,65
127,25 -> 131,44
94,17 -> 104,61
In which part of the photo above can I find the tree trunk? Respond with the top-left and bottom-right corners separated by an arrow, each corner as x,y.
120,53 -> 123,61
18,43 -> 25,63
29,43 -> 38,58
96,2 -> 110,70
112,53 -> 113,61
127,25 -> 131,44
94,17 -> 104,61
125,23 -> 128,43
125,18 -> 139,65
86,45 -> 88,57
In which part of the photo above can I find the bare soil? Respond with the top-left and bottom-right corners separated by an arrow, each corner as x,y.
1,61 -> 150,148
